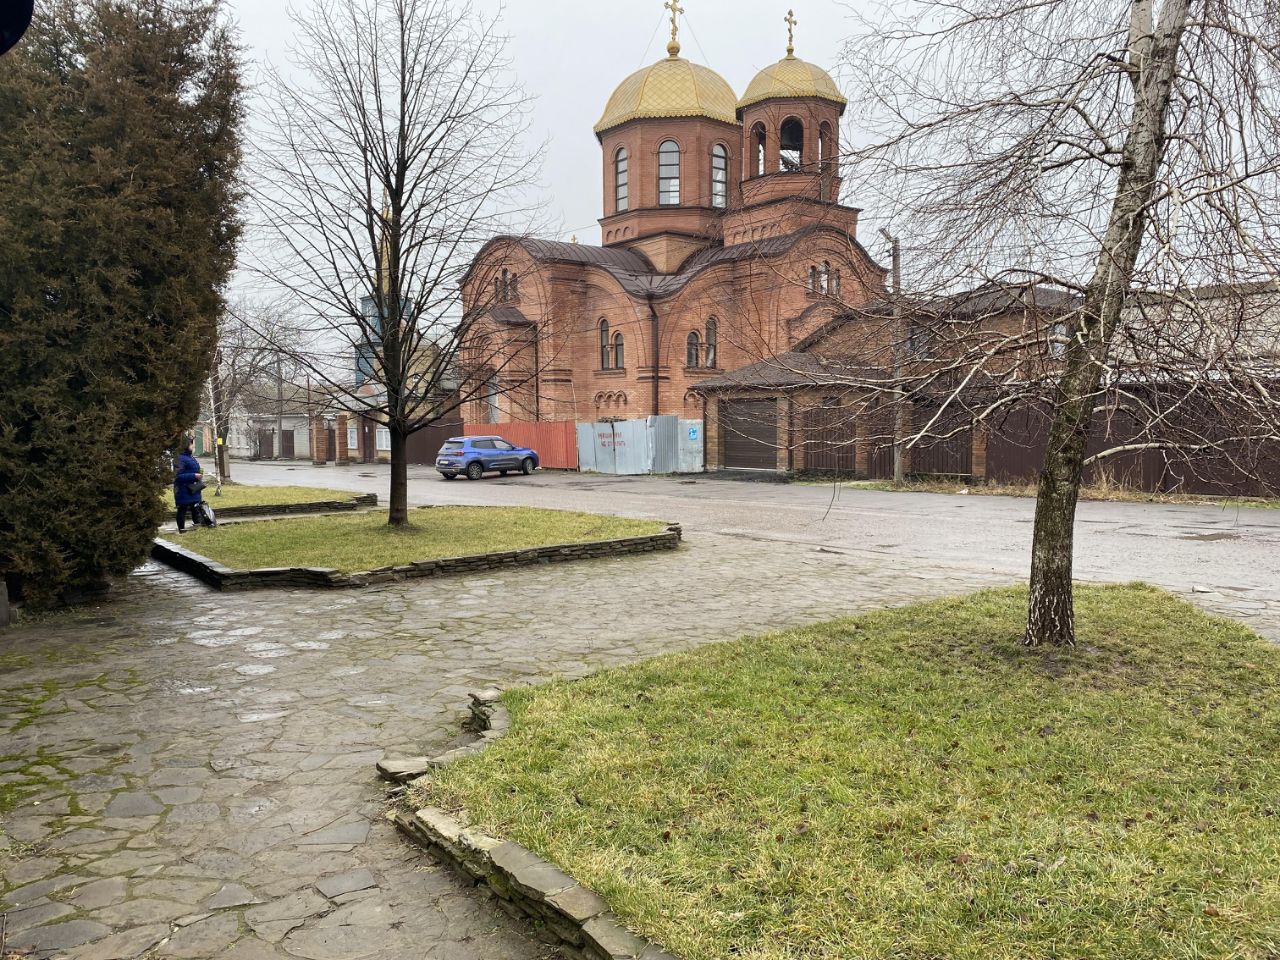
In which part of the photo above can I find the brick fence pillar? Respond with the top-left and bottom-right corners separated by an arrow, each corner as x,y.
971,426 -> 989,483
335,414 -> 350,465
311,417 -> 328,465
704,396 -> 720,470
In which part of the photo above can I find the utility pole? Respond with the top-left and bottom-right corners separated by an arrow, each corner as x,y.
880,228 -> 906,484
275,353 -> 285,460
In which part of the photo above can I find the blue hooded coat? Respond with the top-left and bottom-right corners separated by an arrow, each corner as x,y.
174,452 -> 203,507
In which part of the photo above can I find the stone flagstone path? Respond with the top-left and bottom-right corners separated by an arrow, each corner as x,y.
1,532 -> 1017,959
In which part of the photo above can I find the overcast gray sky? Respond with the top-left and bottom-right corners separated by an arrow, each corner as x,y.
225,0 -> 866,246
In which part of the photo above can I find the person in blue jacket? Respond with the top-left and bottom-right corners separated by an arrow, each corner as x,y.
173,438 -> 211,532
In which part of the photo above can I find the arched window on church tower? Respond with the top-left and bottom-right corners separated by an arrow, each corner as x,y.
780,117 -> 804,172
599,319 -> 611,369
711,144 -> 728,209
613,332 -> 625,368
820,261 -> 831,294
705,318 -> 718,367
751,123 -> 766,177
686,331 -> 702,368
809,265 -> 819,293
658,140 -> 681,206
615,147 -> 629,213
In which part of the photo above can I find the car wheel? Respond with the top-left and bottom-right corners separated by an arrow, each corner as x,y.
521,457 -> 535,475
465,461 -> 483,481
441,473 -> 456,481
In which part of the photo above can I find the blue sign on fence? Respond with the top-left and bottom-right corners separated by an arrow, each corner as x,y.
688,426 -> 699,441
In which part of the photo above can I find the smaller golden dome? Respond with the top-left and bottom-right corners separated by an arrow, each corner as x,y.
594,56 -> 739,136
737,54 -> 847,111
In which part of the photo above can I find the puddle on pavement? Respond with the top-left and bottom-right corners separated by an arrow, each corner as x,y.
1181,531 -> 1241,542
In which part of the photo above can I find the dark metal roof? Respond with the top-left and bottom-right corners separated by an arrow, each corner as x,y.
514,230 -> 864,301
694,352 -> 887,392
489,306 -> 535,326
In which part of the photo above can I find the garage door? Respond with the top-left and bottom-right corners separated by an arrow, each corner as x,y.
722,399 -> 778,470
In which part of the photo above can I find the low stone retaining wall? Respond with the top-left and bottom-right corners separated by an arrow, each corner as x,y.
380,690 -> 680,960
208,492 -> 377,518
151,523 -> 682,592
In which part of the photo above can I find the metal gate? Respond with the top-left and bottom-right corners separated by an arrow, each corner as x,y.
802,403 -> 857,472
280,429 -> 295,459
255,428 -> 273,460
722,400 -> 778,470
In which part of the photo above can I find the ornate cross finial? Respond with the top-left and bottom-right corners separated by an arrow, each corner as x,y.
785,8 -> 797,57
665,0 -> 684,58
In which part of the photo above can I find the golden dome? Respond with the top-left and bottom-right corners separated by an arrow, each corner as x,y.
594,54 -> 739,136
737,54 -> 847,111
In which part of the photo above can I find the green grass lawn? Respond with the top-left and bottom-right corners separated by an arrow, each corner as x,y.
418,584 -> 1280,960
179,506 -> 667,571
162,482 -> 358,510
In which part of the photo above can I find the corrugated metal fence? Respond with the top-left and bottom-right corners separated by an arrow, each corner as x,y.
464,421 -> 579,470
576,417 -> 704,475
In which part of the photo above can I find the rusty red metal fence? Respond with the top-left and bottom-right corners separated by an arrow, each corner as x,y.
464,421 -> 579,470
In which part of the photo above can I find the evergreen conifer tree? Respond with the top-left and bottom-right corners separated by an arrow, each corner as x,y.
0,0 -> 243,609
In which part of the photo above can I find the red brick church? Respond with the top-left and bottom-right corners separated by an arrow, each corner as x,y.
461,6 -> 885,428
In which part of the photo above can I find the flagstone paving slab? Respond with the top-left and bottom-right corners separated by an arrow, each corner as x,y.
3,474 -> 1278,959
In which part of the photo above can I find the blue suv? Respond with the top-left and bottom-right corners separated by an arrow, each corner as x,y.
436,436 -> 540,481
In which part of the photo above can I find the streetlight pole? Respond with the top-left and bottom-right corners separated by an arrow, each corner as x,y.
880,228 -> 906,484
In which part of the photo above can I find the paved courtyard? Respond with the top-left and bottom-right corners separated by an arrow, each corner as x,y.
2,466 -> 1278,959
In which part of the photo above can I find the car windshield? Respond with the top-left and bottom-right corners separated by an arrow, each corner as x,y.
440,441 -> 464,452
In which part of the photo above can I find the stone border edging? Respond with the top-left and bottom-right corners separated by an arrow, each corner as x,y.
379,690 -> 681,960
150,523 -> 682,592
208,491 -> 378,518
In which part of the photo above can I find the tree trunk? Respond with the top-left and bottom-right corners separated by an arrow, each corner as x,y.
1024,0 -> 1191,645
217,429 -> 231,481
388,424 -> 408,527
1025,383 -> 1092,645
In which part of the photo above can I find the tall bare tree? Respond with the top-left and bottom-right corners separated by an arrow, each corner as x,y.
205,297 -> 302,481
251,0 -> 546,525
820,0 -> 1280,645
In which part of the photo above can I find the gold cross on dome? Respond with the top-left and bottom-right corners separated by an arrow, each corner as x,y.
785,8 -> 797,56
664,0 -> 684,57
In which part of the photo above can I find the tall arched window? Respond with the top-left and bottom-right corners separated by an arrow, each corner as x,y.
780,117 -> 804,172
658,140 -> 681,205
510,273 -> 519,298
820,261 -> 831,294
831,270 -> 841,299
686,331 -> 702,368
711,144 -> 728,209
613,332 -> 625,368
614,147 -> 629,212
751,123 -> 766,177
809,265 -> 819,293
599,319 -> 611,369
705,318 -> 718,367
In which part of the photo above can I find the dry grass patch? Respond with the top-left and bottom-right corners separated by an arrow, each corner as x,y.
419,584 -> 1280,960
179,506 -> 668,571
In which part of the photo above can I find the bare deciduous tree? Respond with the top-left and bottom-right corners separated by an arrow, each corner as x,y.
207,297 -> 301,482
251,0 -> 547,525
821,0 -> 1280,646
